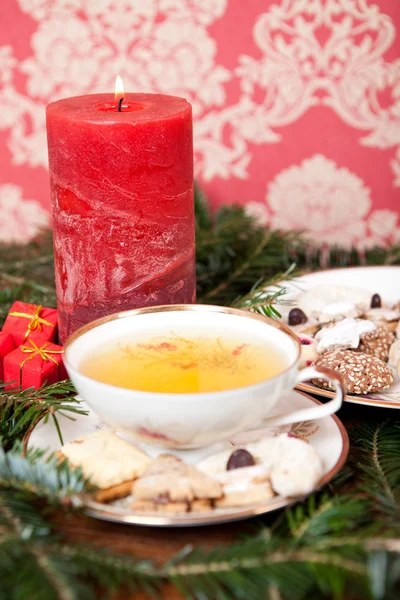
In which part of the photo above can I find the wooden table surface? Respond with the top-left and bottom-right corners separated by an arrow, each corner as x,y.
52,400 -> 395,599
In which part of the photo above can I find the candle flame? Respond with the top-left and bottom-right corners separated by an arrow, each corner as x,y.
114,75 -> 124,102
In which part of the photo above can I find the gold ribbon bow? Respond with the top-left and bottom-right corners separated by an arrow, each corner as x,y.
10,304 -> 53,340
19,340 -> 63,385
20,340 -> 64,370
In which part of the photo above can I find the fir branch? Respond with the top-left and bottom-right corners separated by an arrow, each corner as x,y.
202,229 -> 278,301
0,231 -> 56,326
0,480 -> 398,600
58,545 -> 161,596
159,511 -> 371,600
0,230 -> 54,284
195,195 -> 303,305
0,492 -> 94,600
194,182 -> 211,232
285,494 -> 369,544
0,443 -> 89,502
0,491 -> 51,537
233,264 -> 296,319
0,380 -> 86,450
353,422 -> 400,521
0,492 -> 160,599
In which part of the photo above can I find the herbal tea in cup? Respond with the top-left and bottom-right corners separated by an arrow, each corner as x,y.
79,332 -> 288,394
64,305 -> 344,448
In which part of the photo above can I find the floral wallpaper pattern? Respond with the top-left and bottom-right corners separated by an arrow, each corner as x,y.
0,0 -> 399,246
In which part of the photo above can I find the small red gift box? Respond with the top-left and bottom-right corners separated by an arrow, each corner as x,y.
0,332 -> 15,380
2,301 -> 58,346
4,337 -> 67,391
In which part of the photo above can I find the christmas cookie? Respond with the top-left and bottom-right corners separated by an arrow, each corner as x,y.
357,326 -> 395,362
60,431 -> 151,502
297,286 -> 371,322
199,446 -> 274,507
214,466 -> 274,508
198,439 -> 278,478
363,308 -> 400,332
315,318 -> 375,353
131,498 -> 213,514
287,308 -> 319,336
131,499 -> 189,513
198,434 -> 322,504
318,301 -> 362,323
269,434 -> 323,497
312,350 -> 394,394
132,454 -> 222,512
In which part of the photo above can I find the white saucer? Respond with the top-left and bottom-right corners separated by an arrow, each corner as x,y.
279,266 -> 400,409
29,390 -> 348,527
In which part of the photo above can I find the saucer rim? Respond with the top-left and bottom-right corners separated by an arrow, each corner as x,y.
82,390 -> 349,528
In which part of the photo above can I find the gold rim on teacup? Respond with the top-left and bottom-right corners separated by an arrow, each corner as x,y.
63,304 -> 344,449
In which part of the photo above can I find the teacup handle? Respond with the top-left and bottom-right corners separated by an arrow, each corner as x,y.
260,366 -> 345,428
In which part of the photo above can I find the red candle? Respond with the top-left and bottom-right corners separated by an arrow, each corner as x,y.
46,82 -> 195,343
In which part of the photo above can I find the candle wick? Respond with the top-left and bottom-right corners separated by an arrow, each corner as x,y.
118,98 -> 124,112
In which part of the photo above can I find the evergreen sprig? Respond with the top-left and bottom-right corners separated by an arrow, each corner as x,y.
0,380 -> 87,450
354,422 -> 400,522
0,443 -> 89,502
195,189 -> 303,306
233,264 -> 297,319
0,230 -> 55,323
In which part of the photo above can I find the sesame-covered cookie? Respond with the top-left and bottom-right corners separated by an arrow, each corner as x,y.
312,350 -> 394,394
357,327 -> 395,362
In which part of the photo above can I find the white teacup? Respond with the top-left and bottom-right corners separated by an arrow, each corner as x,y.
64,305 -> 344,449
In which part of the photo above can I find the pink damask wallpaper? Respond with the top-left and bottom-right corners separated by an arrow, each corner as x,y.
0,0 -> 399,248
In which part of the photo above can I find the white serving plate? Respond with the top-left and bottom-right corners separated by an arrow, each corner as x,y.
29,390 -> 348,527
279,266 -> 400,408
